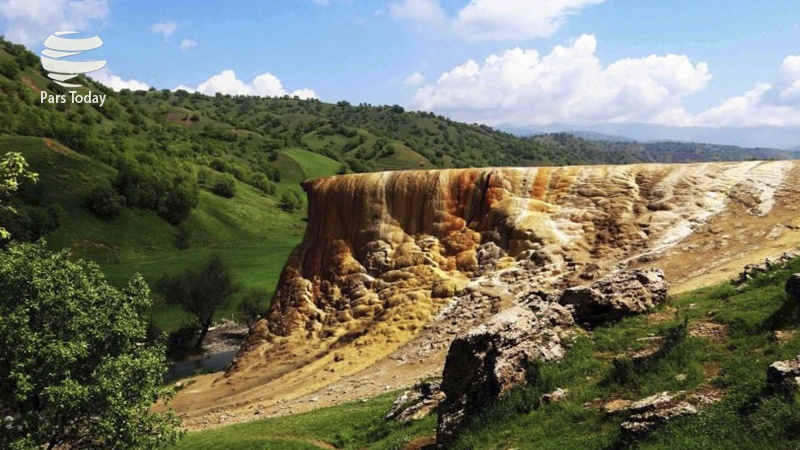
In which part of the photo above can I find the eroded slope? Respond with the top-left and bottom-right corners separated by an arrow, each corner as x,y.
171,161 -> 800,428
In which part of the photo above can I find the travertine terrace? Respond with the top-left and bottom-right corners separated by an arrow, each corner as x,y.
171,161 -> 800,427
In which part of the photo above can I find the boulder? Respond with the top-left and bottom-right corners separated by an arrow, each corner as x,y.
384,381 -> 445,423
521,291 -> 574,327
786,273 -> 800,300
621,402 -> 697,437
615,391 -> 698,438
476,242 -> 505,267
559,269 -> 668,323
767,355 -> 800,393
436,306 -> 564,448
539,387 -> 568,405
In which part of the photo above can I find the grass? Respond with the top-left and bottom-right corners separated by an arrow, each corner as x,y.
283,147 -> 342,180
171,255 -> 800,449
450,256 -> 800,449
1,136 -> 327,331
169,393 -> 437,450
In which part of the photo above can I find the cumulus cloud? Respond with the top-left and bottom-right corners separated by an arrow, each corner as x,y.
403,71 -> 425,86
186,69 -> 317,99
693,55 -> 800,127
0,0 -> 110,46
178,38 -> 196,51
409,34 -> 710,126
151,20 -> 177,39
389,0 -> 603,41
453,0 -> 604,41
90,67 -> 149,91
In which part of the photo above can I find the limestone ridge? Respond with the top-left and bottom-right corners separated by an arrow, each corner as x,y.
224,161 -> 797,402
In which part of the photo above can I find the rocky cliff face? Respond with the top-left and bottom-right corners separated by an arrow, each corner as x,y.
172,161 -> 800,426
245,162 -> 795,351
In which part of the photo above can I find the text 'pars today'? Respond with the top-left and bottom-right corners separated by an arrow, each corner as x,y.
40,91 -> 106,107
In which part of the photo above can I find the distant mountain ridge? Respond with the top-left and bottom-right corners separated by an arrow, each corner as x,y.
504,123 -> 800,151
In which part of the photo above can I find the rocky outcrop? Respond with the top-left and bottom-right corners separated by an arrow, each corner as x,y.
617,391 -> 697,438
732,251 -> 800,285
786,274 -> 800,300
559,269 -> 669,323
767,355 -> 800,393
384,381 -> 445,423
170,161 -> 800,429
241,163 -> 794,365
436,306 -> 565,447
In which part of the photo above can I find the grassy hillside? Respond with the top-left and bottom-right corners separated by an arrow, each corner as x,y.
171,392 -> 435,450
171,257 -> 800,449
0,135 -> 311,329
1,35 -> 796,332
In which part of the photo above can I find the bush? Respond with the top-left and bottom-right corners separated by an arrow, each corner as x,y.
114,157 -> 199,225
175,226 -> 191,250
211,174 -> 236,198
86,185 -> 124,220
239,288 -> 269,327
278,190 -> 303,212
252,173 -> 276,195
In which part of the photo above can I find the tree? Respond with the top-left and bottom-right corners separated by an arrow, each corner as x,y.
278,190 -> 303,213
158,254 -> 237,351
86,185 -> 124,220
211,174 -> 236,198
0,242 -> 182,449
239,288 -> 269,328
0,151 -> 37,240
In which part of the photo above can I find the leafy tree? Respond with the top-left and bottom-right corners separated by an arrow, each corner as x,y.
0,242 -> 183,449
0,151 -> 38,240
239,288 -> 269,327
157,254 -> 237,351
86,185 -> 124,220
278,190 -> 303,213
251,173 -> 276,195
0,59 -> 19,78
211,174 -> 236,198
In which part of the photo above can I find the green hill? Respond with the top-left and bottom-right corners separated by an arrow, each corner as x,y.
0,35 -> 795,331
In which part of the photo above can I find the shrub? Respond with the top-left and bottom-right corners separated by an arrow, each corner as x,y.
278,190 -> 303,212
239,288 -> 269,327
211,174 -> 236,198
251,173 -> 276,195
86,185 -> 124,220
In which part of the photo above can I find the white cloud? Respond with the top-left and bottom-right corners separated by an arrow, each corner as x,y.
178,38 -> 197,51
90,67 -> 149,91
692,54 -> 800,127
403,71 -> 425,86
189,69 -> 317,99
150,20 -> 177,39
389,0 -> 603,41
409,34 -> 711,126
0,0 -> 110,46
453,0 -> 604,41
389,0 -> 447,28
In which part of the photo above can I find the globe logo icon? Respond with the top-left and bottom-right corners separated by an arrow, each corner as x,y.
41,31 -> 106,88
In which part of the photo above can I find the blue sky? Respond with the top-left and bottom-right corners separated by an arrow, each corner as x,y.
2,0 -> 800,128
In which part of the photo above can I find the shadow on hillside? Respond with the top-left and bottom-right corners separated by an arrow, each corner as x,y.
762,295 -> 800,331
